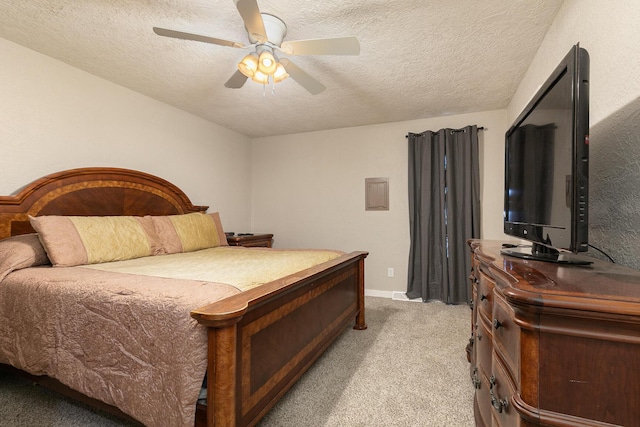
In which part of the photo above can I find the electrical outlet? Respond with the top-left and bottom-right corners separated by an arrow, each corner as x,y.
387,267 -> 395,278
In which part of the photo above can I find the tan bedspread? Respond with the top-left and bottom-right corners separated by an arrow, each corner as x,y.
0,247 -> 341,427
85,246 -> 343,291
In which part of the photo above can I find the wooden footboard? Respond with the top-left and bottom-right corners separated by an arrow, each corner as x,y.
192,251 -> 368,427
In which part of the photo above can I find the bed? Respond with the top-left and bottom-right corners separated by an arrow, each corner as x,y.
0,167 -> 367,427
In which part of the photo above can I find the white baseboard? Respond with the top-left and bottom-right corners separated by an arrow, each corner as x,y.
391,291 -> 423,302
364,289 -> 422,302
364,289 -> 393,299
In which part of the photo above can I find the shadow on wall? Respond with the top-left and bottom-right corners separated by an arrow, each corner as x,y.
589,95 -> 640,269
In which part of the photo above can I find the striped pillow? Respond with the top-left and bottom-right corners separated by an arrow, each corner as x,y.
30,215 -> 162,267
151,212 -> 228,254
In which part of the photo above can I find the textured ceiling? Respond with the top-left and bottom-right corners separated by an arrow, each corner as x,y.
0,0 -> 563,138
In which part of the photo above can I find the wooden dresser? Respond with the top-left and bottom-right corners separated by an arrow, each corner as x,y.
467,240 -> 640,427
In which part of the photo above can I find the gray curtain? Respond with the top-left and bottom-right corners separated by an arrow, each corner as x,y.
407,125 -> 481,304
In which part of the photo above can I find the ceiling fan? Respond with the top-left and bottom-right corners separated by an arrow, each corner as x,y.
153,0 -> 360,95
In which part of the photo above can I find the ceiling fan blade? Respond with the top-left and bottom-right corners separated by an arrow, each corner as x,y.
279,59 -> 326,95
224,70 -> 249,89
280,37 -> 360,56
153,27 -> 245,48
234,0 -> 267,43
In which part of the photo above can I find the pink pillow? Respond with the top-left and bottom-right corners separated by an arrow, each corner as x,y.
0,234 -> 50,281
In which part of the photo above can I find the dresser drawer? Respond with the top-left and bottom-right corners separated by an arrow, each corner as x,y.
492,291 -> 519,381
477,270 -> 495,323
490,355 -> 518,427
469,277 -> 479,367
476,317 -> 493,382
475,369 -> 493,427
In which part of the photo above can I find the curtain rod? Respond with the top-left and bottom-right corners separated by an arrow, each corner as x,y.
405,126 -> 485,138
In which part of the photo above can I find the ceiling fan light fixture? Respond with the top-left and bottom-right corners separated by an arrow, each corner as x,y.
238,52 -> 259,78
257,50 -> 278,75
251,70 -> 270,84
273,62 -> 289,83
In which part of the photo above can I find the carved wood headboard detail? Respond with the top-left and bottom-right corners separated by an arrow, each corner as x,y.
0,167 -> 208,239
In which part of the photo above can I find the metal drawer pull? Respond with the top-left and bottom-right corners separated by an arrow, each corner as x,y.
471,367 -> 481,389
492,393 -> 509,413
480,294 -> 487,301
489,375 -> 509,413
493,319 -> 503,330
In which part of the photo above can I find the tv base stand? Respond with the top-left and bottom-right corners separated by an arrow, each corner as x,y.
500,242 -> 592,265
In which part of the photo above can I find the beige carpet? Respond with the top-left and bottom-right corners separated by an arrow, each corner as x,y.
0,296 -> 474,426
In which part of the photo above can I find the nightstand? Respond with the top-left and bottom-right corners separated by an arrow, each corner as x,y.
226,233 -> 273,248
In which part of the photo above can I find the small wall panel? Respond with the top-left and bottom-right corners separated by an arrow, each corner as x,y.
365,177 -> 389,211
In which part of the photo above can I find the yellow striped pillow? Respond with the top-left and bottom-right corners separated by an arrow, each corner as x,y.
151,212 -> 228,254
29,215 -> 162,267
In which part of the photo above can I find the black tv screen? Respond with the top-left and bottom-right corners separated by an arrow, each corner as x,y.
503,44 -> 589,263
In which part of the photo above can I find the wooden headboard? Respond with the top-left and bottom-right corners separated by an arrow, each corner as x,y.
0,167 -> 208,239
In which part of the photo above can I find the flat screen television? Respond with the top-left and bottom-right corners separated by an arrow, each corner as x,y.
502,44 -> 590,264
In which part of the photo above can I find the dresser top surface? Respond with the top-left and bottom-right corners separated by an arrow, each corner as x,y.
470,240 -> 640,313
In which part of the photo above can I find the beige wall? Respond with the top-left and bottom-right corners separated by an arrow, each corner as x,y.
508,1 -> 640,268
0,38 -> 253,232
509,1 -> 640,126
251,110 -> 508,296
